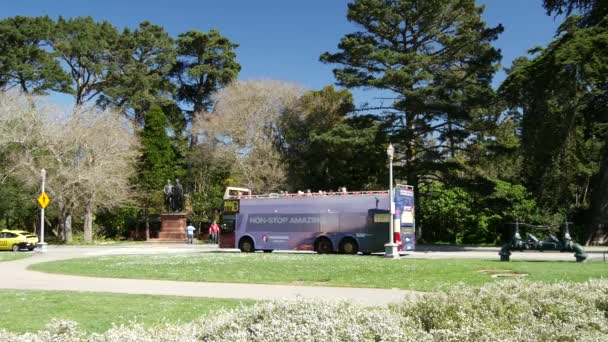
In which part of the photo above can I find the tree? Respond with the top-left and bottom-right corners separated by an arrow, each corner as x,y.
321,0 -> 503,238
173,29 -> 241,119
185,144 -> 232,225
202,80 -> 302,192
50,16 -> 119,105
99,21 -> 176,125
543,0 -> 607,26
500,4 -> 608,243
279,85 -> 388,191
62,108 -> 138,242
0,16 -> 70,94
136,104 -> 176,239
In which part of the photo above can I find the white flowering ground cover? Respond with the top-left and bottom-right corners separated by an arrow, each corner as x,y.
1,280 -> 606,341
30,253 -> 608,291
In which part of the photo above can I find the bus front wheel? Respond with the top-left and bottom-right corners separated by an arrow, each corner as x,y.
315,238 -> 333,254
339,238 -> 359,255
239,237 -> 255,253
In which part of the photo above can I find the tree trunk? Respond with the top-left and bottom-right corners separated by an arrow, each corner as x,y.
57,197 -> 66,242
587,146 -> 608,245
84,198 -> 94,243
144,213 -> 150,241
64,214 -> 73,243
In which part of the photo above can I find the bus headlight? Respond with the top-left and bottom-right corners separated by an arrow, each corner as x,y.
405,237 -> 410,242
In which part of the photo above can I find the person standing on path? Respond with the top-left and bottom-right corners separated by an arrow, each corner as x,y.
186,223 -> 196,244
209,220 -> 219,244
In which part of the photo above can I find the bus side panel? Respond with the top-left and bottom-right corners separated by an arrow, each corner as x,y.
235,194 -> 391,252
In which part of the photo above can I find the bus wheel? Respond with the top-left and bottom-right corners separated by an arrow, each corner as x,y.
315,238 -> 333,254
239,237 -> 255,253
339,238 -> 359,255
263,250 -> 273,253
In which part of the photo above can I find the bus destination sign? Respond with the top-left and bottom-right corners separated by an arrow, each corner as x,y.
223,200 -> 240,214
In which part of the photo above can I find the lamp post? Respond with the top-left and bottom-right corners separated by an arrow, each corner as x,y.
385,144 -> 399,258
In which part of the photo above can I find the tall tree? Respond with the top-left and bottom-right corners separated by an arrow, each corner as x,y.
50,16 -> 119,106
321,0 -> 502,238
543,0 -> 607,26
173,29 -> 241,119
279,86 -> 388,191
501,0 -> 608,243
100,21 -> 176,125
202,80 -> 302,192
0,16 -> 70,94
136,104 -> 176,239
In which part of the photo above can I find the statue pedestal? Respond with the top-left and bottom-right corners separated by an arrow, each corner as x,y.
158,213 -> 188,241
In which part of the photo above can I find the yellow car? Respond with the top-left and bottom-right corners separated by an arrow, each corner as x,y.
0,230 -> 38,252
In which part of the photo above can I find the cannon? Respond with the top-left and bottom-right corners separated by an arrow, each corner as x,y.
499,222 -> 588,262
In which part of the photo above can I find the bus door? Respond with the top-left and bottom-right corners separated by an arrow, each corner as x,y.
220,199 -> 239,248
219,214 -> 236,248
366,209 -> 391,252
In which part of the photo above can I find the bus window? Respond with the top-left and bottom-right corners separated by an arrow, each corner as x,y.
222,216 -> 235,232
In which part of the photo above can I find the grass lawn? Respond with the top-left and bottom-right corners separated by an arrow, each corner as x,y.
0,252 -> 31,262
0,290 -> 253,333
29,253 -> 608,291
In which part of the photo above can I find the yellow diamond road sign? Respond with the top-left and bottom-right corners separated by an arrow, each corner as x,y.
38,192 -> 50,208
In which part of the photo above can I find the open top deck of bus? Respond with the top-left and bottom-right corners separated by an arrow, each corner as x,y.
223,185 -> 414,200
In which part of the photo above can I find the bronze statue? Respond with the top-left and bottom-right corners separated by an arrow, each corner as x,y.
163,179 -> 173,212
173,178 -> 184,212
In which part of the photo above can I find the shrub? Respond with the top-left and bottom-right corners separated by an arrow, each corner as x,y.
1,280 -> 606,341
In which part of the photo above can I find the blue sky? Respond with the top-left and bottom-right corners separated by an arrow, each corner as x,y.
1,0 -> 562,108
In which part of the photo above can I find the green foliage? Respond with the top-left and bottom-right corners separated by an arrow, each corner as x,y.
0,175 -> 37,231
280,86 -> 387,191
173,29 -> 241,115
500,6 -> 608,242
51,16 -> 120,105
0,16 -> 70,94
100,21 -> 176,124
94,207 -> 140,239
419,180 -> 539,244
137,104 -> 176,195
185,145 -> 232,223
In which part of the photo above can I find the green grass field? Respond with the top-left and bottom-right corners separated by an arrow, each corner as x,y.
0,290 -> 253,333
0,252 -> 31,262
29,253 -> 608,291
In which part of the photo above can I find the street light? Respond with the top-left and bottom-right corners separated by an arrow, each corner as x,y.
385,144 -> 399,258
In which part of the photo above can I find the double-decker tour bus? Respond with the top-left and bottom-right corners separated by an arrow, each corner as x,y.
219,186 -> 415,254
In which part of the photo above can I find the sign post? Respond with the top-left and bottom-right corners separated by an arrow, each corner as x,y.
37,169 -> 49,251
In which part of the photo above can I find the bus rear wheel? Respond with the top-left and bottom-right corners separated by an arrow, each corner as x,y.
315,238 -> 333,254
239,237 -> 255,253
339,238 -> 359,255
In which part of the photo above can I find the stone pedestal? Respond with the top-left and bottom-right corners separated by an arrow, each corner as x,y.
158,213 -> 188,241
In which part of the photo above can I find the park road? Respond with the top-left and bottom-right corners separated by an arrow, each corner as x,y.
1,244 -> 604,306
0,245 -> 421,307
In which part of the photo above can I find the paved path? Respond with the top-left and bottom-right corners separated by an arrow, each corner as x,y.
0,246 -> 420,307
1,245 -> 604,307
